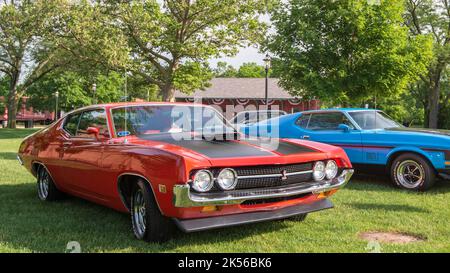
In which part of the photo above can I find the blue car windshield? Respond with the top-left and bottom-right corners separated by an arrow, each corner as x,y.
349,111 -> 402,130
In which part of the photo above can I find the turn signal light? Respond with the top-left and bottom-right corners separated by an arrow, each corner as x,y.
201,205 -> 219,213
317,189 -> 338,199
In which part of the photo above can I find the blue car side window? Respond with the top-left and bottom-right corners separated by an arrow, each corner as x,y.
307,113 -> 355,131
295,114 -> 311,129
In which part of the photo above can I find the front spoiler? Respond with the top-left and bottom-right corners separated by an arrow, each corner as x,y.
173,198 -> 334,232
173,169 -> 354,207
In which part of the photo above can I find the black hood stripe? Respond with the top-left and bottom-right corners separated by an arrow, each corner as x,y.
244,139 -> 317,155
139,134 -> 316,158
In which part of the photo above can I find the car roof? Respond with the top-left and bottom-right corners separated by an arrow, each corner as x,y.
301,108 -> 378,114
236,110 -> 287,114
61,102 -> 210,118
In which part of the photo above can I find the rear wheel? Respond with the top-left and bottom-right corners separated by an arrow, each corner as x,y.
390,153 -> 436,191
130,179 -> 175,243
37,166 -> 64,201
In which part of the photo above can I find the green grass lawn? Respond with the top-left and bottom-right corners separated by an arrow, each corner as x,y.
0,128 -> 449,253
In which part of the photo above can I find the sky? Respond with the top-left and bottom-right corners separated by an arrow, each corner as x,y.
208,13 -> 271,68
209,46 -> 266,68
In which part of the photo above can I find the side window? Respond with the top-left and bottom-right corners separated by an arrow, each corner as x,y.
307,113 -> 354,131
63,113 -> 81,136
77,109 -> 109,138
295,114 -> 310,129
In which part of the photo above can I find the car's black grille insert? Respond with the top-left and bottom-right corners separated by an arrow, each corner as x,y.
194,163 -> 314,191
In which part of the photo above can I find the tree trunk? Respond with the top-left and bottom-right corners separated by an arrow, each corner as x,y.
427,73 -> 441,129
161,83 -> 176,102
6,89 -> 19,129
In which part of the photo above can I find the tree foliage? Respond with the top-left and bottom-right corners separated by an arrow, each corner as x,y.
62,0 -> 268,101
26,70 -> 125,113
405,0 -> 450,128
237,62 -> 266,78
214,61 -> 238,77
0,0 -> 72,128
266,0 -> 433,106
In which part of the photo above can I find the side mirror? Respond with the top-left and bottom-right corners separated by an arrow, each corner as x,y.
86,127 -> 100,139
338,124 -> 351,132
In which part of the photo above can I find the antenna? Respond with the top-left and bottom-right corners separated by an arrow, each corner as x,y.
123,70 -> 129,144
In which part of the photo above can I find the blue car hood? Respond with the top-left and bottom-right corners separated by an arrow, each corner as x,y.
385,127 -> 450,137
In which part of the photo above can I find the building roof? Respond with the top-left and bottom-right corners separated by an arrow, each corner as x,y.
174,78 -> 297,99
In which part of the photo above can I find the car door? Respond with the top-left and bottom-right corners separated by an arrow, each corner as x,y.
59,108 -> 111,202
295,112 -> 364,163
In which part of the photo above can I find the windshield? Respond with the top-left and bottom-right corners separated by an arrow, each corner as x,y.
233,111 -> 286,125
349,111 -> 402,130
111,105 -> 236,137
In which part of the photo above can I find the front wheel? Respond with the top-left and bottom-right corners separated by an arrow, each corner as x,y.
390,153 -> 436,191
130,180 -> 175,243
37,166 -> 64,201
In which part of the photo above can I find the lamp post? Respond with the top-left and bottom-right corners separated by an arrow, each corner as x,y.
263,53 -> 271,105
92,83 -> 97,104
55,91 -> 59,121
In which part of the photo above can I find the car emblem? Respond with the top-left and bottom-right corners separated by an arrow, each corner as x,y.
281,169 -> 288,181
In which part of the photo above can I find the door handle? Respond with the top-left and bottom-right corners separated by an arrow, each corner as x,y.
302,135 -> 310,140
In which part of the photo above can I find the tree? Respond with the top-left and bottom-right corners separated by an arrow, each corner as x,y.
0,76 -> 8,114
405,0 -> 450,128
0,1 -> 68,128
26,70 -> 125,113
214,61 -> 238,77
237,62 -> 265,78
265,0 -> 432,106
63,0 -> 267,102
437,67 -> 450,128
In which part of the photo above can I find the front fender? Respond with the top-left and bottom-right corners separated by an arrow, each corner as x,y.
386,146 -> 446,170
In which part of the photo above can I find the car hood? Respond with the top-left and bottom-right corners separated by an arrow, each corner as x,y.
385,127 -> 450,137
132,133 -> 346,167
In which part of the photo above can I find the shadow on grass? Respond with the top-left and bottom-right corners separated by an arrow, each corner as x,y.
343,202 -> 430,213
347,174 -> 450,194
0,128 -> 39,139
0,152 -> 18,160
0,182 -> 289,253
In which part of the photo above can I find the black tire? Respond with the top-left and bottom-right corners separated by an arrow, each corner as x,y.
130,179 -> 175,243
390,153 -> 436,191
37,165 -> 64,201
289,213 -> 308,222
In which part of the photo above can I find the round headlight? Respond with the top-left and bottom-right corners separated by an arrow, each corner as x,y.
192,170 -> 213,192
216,168 -> 238,190
313,161 -> 326,181
325,160 -> 338,180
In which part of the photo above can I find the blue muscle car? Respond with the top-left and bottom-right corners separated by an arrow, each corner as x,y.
243,108 -> 450,191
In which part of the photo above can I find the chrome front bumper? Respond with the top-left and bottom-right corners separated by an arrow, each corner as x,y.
173,169 -> 354,207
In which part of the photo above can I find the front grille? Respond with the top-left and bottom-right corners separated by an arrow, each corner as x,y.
232,163 -> 312,177
191,163 -> 313,192
236,173 -> 312,189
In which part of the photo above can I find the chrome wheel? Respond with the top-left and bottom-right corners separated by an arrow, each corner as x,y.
396,160 -> 424,189
37,168 -> 50,200
132,189 -> 147,238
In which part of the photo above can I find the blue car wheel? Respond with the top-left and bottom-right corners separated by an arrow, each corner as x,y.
390,153 -> 436,191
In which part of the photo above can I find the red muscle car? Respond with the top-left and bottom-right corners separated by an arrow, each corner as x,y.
17,102 -> 354,242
